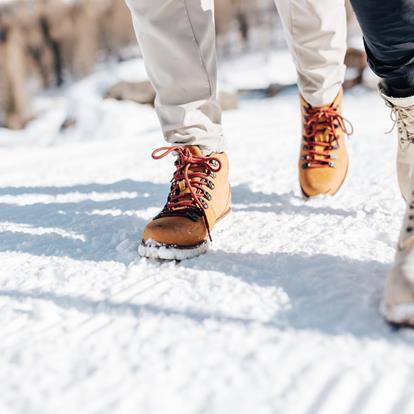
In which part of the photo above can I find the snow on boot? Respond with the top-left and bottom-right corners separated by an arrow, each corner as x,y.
139,145 -> 231,260
382,188 -> 414,325
299,89 -> 353,197
379,84 -> 414,201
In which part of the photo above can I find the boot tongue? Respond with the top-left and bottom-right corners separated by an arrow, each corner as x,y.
310,113 -> 336,144
304,101 -> 338,144
186,145 -> 203,156
173,146 -> 204,205
315,127 -> 331,143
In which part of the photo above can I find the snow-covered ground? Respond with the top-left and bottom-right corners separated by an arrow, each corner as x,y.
1,53 -> 413,414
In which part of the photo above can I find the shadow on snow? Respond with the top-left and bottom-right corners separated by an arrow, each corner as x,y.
0,180 -> 404,340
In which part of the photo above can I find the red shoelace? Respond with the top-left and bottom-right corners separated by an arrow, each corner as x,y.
151,146 -> 222,240
302,105 -> 353,169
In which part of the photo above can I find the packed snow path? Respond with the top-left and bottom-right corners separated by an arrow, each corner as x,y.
1,58 -> 414,414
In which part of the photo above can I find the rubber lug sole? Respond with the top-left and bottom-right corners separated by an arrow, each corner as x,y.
139,208 -> 231,261
139,239 -> 210,261
381,300 -> 414,327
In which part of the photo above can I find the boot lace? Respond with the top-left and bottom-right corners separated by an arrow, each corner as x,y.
385,100 -> 414,144
151,146 -> 222,241
302,105 -> 353,169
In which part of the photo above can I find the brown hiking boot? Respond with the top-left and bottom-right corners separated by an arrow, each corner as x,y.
299,89 -> 353,197
139,145 -> 231,260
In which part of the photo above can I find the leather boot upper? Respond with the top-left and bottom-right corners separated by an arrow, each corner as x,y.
379,84 -> 414,201
299,89 -> 352,197
143,146 -> 231,247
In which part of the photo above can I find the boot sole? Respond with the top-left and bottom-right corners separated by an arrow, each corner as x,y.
380,300 -> 414,327
138,239 -> 210,261
138,208 -> 231,261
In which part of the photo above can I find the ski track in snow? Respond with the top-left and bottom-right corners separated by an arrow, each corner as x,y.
0,55 -> 414,414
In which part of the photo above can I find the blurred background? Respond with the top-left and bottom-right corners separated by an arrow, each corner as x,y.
0,0 -> 370,131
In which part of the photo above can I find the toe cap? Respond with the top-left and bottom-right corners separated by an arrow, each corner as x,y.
143,216 -> 208,247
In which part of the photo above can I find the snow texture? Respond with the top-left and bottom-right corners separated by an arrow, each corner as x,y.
0,53 -> 414,414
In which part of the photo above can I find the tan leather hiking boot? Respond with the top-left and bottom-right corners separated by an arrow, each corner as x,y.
299,89 -> 353,197
139,145 -> 231,260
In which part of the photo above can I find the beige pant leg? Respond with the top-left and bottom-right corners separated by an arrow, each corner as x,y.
274,0 -> 347,106
125,0 -> 225,153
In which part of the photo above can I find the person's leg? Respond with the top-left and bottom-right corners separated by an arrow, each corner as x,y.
125,0 -> 225,154
125,0 -> 230,260
274,0 -> 347,107
349,0 -> 414,324
350,0 -> 414,99
273,0 -> 351,197
351,0 -> 414,204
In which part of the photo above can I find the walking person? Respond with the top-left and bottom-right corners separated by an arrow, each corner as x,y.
125,0 -> 352,261
125,0 -> 414,325
348,0 -> 414,325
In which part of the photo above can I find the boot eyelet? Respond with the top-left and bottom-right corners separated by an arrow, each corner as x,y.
205,191 -> 212,201
407,227 -> 413,233
329,162 -> 336,168
208,181 -> 215,189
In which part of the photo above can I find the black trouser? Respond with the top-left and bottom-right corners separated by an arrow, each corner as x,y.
350,0 -> 414,97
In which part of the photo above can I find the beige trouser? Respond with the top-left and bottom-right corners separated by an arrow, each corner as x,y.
125,0 -> 347,152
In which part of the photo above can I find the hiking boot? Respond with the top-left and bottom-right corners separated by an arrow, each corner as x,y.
382,188 -> 414,326
380,84 -> 414,201
139,145 -> 231,260
299,89 -> 353,197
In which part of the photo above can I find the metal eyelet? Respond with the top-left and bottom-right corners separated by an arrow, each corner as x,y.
208,180 -> 215,189
329,162 -> 336,168
204,191 -> 212,201
407,227 -> 413,233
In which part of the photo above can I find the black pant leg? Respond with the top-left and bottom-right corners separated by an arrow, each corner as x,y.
350,0 -> 414,96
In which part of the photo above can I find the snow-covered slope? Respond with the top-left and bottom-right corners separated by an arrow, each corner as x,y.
0,55 -> 413,414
